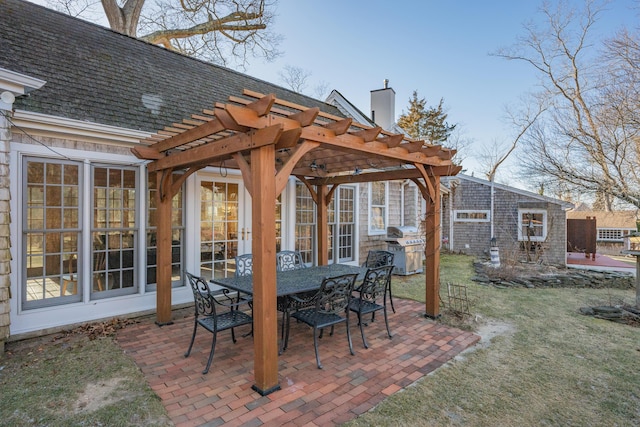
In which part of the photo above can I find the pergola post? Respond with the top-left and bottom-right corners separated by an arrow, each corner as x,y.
156,171 -> 174,325
316,184 -> 329,266
424,175 -> 441,318
250,144 -> 280,395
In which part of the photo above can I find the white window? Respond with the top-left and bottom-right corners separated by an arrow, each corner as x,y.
21,158 -> 143,308
295,181 -> 316,265
91,165 -> 139,298
518,209 -> 547,242
22,158 -> 82,309
328,186 -> 356,263
454,210 -> 490,222
597,228 -> 626,242
369,181 -> 388,235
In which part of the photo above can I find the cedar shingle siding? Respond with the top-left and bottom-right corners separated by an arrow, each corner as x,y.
442,176 -> 569,266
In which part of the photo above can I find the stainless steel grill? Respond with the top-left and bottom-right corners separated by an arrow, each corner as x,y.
386,226 -> 424,275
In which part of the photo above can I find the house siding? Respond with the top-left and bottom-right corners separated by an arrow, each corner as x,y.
444,178 -> 568,266
358,181 -> 404,261
0,107 -> 11,353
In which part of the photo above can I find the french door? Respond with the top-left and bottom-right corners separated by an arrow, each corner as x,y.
198,176 -> 251,280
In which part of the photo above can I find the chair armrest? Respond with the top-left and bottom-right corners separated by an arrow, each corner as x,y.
213,296 -> 252,310
290,290 -> 318,305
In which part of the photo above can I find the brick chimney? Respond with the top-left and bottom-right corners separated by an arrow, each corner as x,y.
370,79 -> 396,131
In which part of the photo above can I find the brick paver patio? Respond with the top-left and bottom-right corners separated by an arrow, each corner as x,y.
117,298 -> 479,426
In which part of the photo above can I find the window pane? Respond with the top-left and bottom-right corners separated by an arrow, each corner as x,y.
46,163 -> 61,184
27,162 -> 44,183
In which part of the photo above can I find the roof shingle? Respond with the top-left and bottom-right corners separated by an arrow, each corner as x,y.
0,0 -> 343,133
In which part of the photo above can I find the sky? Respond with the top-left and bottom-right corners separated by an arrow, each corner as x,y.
29,0 -> 639,187
246,0 -> 638,185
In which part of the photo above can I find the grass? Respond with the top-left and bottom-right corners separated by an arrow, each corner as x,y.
346,254 -> 640,426
1,253 -> 639,426
0,332 -> 171,426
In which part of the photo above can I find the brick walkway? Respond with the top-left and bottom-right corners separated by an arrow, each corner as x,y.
117,298 -> 479,426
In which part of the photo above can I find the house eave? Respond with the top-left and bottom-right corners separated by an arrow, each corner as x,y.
12,110 -> 152,146
445,174 -> 575,210
0,68 -> 46,95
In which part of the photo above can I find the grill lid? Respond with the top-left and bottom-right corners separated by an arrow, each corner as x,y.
387,226 -> 420,238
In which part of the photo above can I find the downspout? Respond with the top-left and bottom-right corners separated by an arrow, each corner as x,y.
490,180 -> 495,240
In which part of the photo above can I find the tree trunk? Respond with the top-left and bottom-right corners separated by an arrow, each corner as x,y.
101,0 -> 145,37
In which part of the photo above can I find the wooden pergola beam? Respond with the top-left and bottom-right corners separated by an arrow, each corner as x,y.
324,118 -> 353,135
353,126 -> 382,142
147,124 -> 283,172
307,165 -> 462,186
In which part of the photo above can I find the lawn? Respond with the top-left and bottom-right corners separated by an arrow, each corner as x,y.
1,254 -> 639,426
346,254 -> 640,426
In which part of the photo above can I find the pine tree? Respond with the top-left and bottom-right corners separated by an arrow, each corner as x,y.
397,91 -> 456,144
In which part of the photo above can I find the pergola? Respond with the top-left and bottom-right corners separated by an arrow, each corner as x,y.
132,90 -> 461,394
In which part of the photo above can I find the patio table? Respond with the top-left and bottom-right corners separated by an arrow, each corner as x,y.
210,263 -> 365,297
211,263 -> 366,353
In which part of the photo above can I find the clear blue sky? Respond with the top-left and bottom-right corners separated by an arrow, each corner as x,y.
246,0 -> 638,184
30,0 -> 638,185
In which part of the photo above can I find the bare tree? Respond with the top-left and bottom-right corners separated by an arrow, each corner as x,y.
478,97 -> 546,182
495,0 -> 640,209
312,80 -> 330,100
47,0 -> 281,68
278,65 -> 311,93
278,65 -> 331,100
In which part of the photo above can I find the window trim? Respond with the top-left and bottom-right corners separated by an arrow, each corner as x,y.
453,209 -> 491,223
517,209 -> 548,242
597,228 -> 631,242
368,181 -> 388,235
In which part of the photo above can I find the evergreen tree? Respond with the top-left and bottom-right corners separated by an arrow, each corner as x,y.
397,91 -> 456,144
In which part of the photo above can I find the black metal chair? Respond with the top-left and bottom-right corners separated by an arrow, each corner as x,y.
288,273 -> 358,369
363,250 -> 396,313
184,271 -> 253,374
233,254 -> 255,337
276,250 -> 307,271
275,250 -> 313,352
349,265 -> 394,349
235,254 -> 254,277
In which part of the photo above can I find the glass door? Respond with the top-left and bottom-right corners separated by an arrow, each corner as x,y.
199,177 -> 251,280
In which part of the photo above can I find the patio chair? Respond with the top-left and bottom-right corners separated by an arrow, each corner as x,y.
233,254 -> 255,337
349,265 -> 394,349
363,250 -> 396,313
275,250 -> 313,352
288,273 -> 358,369
235,254 -> 254,277
276,250 -> 307,271
184,271 -> 253,374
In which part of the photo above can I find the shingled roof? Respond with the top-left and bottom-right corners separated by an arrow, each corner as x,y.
0,0 -> 343,133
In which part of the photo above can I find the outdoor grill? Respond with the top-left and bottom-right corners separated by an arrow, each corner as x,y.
386,226 -> 425,275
